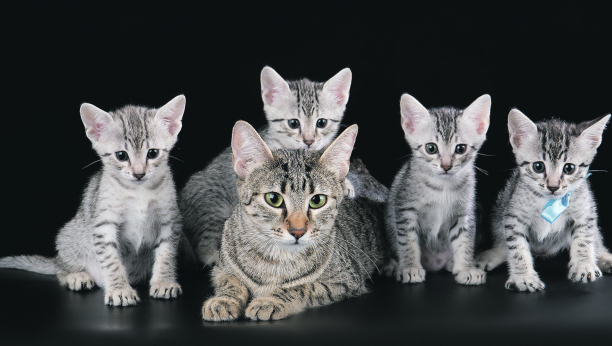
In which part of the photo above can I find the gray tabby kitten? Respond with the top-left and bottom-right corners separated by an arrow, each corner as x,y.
180,66 -> 360,266
476,110 -> 612,292
0,95 -> 186,306
385,94 -> 491,285
202,121 -> 387,321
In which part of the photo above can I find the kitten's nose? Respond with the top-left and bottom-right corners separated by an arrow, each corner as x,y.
303,139 -> 314,147
133,173 -> 146,180
547,185 -> 559,192
289,228 -> 306,240
441,165 -> 452,172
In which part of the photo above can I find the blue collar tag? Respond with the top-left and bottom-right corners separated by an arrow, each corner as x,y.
541,171 -> 591,223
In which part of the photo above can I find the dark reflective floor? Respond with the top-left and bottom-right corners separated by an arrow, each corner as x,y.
1,254 -> 611,346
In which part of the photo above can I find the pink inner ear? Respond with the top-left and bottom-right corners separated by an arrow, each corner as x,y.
263,90 -> 276,105
476,121 -> 486,135
402,119 -> 416,134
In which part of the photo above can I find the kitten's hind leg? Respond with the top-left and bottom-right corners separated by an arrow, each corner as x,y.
57,271 -> 95,291
597,250 -> 612,273
475,246 -> 507,271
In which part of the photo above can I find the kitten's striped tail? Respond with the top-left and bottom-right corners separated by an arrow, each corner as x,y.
0,255 -> 59,275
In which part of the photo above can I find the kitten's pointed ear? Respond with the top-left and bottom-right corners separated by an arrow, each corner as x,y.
231,121 -> 274,179
319,124 -> 358,179
80,103 -> 114,142
155,95 -> 186,137
508,109 -> 537,149
322,68 -> 352,107
462,94 -> 491,137
261,66 -> 291,106
578,114 -> 611,149
400,93 -> 429,135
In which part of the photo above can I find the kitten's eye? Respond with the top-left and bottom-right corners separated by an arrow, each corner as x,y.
147,149 -> 159,159
563,163 -> 576,174
309,194 -> 327,209
455,144 -> 467,154
425,143 -> 438,154
288,119 -> 300,129
264,192 -> 284,208
316,119 -> 327,128
532,162 -> 545,173
115,151 -> 129,162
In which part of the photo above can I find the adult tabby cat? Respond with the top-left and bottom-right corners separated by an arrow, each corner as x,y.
0,96 -> 186,306
385,94 -> 491,285
476,110 -> 612,292
181,66 -> 387,267
202,121 -> 387,321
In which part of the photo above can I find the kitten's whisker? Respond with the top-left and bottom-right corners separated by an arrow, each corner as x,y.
396,154 -> 411,161
476,153 -> 496,157
202,250 -> 220,268
81,160 -> 101,169
475,166 -> 489,176
170,155 -> 186,163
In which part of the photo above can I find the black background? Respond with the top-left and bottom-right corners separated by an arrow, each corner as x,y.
1,2 -> 612,345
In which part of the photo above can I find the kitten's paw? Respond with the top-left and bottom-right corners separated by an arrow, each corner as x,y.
454,267 -> 486,285
475,248 -> 506,271
150,281 -> 182,299
397,266 -> 426,284
202,297 -> 242,321
245,297 -> 289,321
597,252 -> 612,273
381,258 -> 398,277
58,272 -> 95,291
568,263 -> 602,283
505,273 -> 545,292
104,287 -> 140,306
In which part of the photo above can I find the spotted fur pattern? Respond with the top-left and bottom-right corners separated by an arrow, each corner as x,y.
202,122 -> 387,321
180,66 -> 387,267
0,96 -> 186,305
385,94 -> 491,285
476,110 -> 612,292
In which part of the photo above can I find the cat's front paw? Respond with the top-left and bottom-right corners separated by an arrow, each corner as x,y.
505,273 -> 545,292
245,297 -> 290,321
202,297 -> 242,321
58,272 -> 95,291
381,258 -> 398,277
150,281 -> 182,299
397,266 -> 426,284
475,248 -> 506,271
454,267 -> 486,285
568,263 -> 602,283
104,287 -> 140,306
597,252 -> 612,273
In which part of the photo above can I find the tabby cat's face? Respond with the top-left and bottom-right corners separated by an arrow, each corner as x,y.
80,95 -> 185,184
261,66 -> 352,151
509,110 -> 610,197
400,94 -> 491,177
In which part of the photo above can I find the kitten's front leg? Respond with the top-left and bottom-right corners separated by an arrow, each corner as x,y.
150,222 -> 182,299
503,216 -> 544,292
448,214 -> 485,285
93,222 -> 140,306
202,271 -> 249,322
567,217 -> 602,283
245,280 -> 353,321
395,206 -> 425,283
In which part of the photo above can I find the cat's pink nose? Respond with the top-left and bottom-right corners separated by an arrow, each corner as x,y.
303,139 -> 314,147
547,185 -> 559,192
441,165 -> 452,172
289,228 -> 306,240
133,173 -> 146,180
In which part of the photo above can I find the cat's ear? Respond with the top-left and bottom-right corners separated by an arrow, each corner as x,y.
319,124 -> 358,179
261,66 -> 291,106
400,93 -> 429,135
508,109 -> 537,149
154,95 -> 186,137
322,68 -> 352,107
462,94 -> 491,137
231,121 -> 274,179
577,114 -> 611,150
80,103 -> 114,142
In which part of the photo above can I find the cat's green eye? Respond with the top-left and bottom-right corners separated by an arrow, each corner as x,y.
309,194 -> 327,209
455,144 -> 467,154
425,143 -> 438,154
115,151 -> 129,162
265,192 -> 284,208
532,161 -> 545,173
563,163 -> 576,175
288,119 -> 300,129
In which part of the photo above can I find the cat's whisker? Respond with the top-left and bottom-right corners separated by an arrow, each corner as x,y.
330,238 -> 374,283
475,166 -> 489,176
396,154 -> 411,160
476,153 -> 496,157
170,155 -> 186,163
335,237 -> 381,275
203,250 -> 220,268
81,159 -> 101,169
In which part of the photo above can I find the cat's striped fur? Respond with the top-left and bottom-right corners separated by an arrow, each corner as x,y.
0,96 -> 186,306
180,66 -> 387,267
385,94 -> 490,285
202,122 -> 387,321
476,110 -> 612,291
